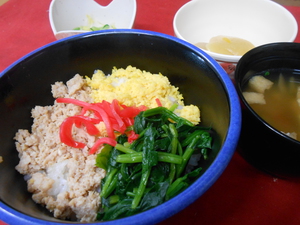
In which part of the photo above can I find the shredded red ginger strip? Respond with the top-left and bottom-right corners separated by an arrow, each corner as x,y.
56,98 -> 147,154
155,98 -> 162,107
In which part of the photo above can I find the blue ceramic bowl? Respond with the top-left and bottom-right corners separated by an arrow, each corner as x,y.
0,29 -> 241,224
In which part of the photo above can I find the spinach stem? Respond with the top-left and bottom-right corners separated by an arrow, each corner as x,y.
108,195 -> 120,205
131,169 -> 151,209
181,130 -> 205,147
116,152 -> 142,163
115,143 -> 136,154
166,177 -> 189,200
176,135 -> 200,178
116,152 -> 182,164
169,103 -> 178,112
169,123 -> 178,182
101,168 -> 119,198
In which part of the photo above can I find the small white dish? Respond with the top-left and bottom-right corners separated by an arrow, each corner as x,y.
49,0 -> 137,40
173,0 -> 298,76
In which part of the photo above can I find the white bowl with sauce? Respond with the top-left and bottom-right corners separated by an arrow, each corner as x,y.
173,0 -> 298,77
49,0 -> 137,40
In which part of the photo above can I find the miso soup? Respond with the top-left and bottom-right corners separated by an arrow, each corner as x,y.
242,69 -> 300,142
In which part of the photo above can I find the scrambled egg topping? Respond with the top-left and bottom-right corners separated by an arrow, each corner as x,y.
86,66 -> 200,124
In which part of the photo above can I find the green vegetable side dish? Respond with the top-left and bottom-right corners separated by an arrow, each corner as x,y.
74,24 -> 114,31
95,106 -> 213,221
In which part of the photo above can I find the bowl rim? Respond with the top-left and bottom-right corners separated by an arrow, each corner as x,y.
173,0 -> 298,63
0,29 -> 241,225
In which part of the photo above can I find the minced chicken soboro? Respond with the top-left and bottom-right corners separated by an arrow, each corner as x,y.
14,66 -> 201,222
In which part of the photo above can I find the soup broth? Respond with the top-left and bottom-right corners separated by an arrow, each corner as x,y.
243,69 -> 300,142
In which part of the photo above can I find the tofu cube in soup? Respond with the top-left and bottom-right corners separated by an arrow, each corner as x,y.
242,92 -> 266,105
248,75 -> 274,93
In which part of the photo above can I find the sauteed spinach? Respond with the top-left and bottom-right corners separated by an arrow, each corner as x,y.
96,107 -> 213,221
